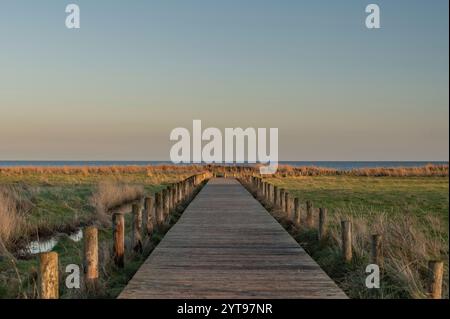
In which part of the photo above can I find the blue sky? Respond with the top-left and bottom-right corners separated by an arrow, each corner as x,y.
0,0 -> 448,160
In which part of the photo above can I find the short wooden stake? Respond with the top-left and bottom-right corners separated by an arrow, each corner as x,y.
318,208 -> 327,241
112,213 -> 125,268
428,260 -> 444,299
294,198 -> 301,225
171,186 -> 177,209
274,186 -> 278,206
371,234 -> 382,267
306,200 -> 314,228
132,203 -> 143,253
285,192 -> 291,219
84,226 -> 99,284
163,188 -> 170,220
341,220 -> 352,262
155,192 -> 164,226
39,252 -> 59,299
143,196 -> 154,236
280,189 -> 285,211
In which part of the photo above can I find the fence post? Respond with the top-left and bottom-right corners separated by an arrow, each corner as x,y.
167,186 -> 173,211
163,188 -> 170,221
280,189 -> 285,212
171,186 -> 177,209
143,196 -> 154,236
274,186 -> 278,207
132,203 -> 143,253
285,192 -> 291,219
113,213 -> 125,268
294,198 -> 301,225
178,182 -> 183,202
428,260 -> 444,299
318,208 -> 327,241
84,226 -> 99,285
306,200 -> 314,228
371,234 -> 382,267
155,192 -> 164,227
262,181 -> 266,198
341,220 -> 352,262
39,252 -> 59,299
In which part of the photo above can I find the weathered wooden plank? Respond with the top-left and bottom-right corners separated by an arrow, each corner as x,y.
119,178 -> 347,299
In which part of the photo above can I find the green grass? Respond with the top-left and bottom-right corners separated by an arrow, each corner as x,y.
1,171 -> 448,299
0,169 -> 203,298
267,175 -> 449,224
255,175 -> 449,298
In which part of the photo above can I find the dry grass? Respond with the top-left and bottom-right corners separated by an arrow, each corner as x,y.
1,164 -> 446,179
0,186 -> 27,249
205,163 -> 448,177
258,164 -> 448,177
0,164 -> 206,176
90,181 -> 144,225
324,211 -> 448,298
243,179 -> 449,299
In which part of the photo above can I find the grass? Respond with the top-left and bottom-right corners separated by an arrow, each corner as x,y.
245,174 -> 449,299
265,175 -> 449,223
1,165 -> 448,299
0,166 -> 206,298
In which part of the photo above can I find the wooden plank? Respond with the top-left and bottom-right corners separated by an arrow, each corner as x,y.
119,178 -> 347,299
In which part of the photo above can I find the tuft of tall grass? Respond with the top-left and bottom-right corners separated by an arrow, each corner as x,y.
0,186 -> 26,249
90,181 -> 144,225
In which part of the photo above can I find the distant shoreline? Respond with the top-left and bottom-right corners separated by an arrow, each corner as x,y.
0,160 -> 448,170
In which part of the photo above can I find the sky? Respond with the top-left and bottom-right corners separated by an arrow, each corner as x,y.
0,0 -> 448,161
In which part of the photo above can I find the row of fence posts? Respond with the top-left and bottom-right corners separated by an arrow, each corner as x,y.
247,175 -> 444,299
37,172 -> 211,299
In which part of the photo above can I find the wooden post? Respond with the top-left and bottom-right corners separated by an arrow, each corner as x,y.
39,252 -> 59,299
274,186 -> 278,207
155,192 -> 164,226
178,182 -> 183,202
341,220 -> 352,262
265,182 -> 269,199
269,184 -> 274,203
428,260 -> 444,299
143,196 -> 154,236
167,186 -> 173,211
278,188 -> 283,207
294,198 -> 301,225
84,226 -> 99,284
172,186 -> 177,209
182,181 -> 186,200
185,180 -> 189,198
163,188 -> 170,220
113,213 -> 125,268
306,200 -> 314,228
262,181 -> 266,198
280,189 -> 285,211
371,234 -> 382,267
318,208 -> 327,241
132,203 -> 143,253
285,192 -> 291,219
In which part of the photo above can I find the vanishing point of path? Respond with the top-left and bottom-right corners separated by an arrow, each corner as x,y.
119,178 -> 347,299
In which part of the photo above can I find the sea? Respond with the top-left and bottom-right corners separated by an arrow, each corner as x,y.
0,161 -> 447,171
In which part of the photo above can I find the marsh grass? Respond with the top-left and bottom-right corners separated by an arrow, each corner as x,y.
0,178 -> 207,299
243,180 -> 449,299
0,186 -> 27,248
0,165 -> 208,299
90,181 -> 144,226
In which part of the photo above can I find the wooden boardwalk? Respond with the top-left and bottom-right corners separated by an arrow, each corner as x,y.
119,178 -> 347,299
